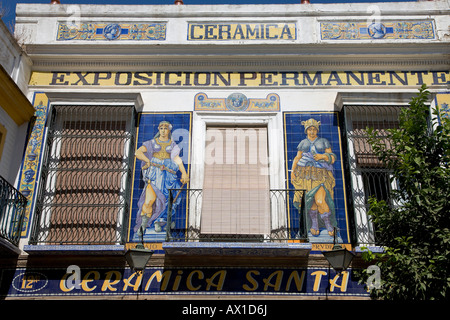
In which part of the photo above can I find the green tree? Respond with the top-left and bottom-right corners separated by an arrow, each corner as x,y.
361,85 -> 450,300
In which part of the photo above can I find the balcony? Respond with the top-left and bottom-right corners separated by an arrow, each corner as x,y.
163,188 -> 311,256
0,175 -> 27,254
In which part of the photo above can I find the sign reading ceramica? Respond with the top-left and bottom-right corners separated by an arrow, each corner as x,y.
188,22 -> 297,40
29,71 -> 450,87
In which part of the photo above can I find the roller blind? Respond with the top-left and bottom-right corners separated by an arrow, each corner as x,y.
201,126 -> 270,236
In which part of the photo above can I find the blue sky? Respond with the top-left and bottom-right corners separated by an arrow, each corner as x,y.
1,0 -> 417,32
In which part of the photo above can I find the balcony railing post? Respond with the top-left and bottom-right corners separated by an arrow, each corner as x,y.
301,189 -> 307,241
166,189 -> 174,242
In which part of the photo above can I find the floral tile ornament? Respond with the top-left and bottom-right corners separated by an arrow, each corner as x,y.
321,20 -> 435,40
57,23 -> 167,41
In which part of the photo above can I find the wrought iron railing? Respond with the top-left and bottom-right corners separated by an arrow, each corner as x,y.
29,105 -> 135,245
342,105 -> 404,246
166,188 -> 308,242
0,175 -> 27,247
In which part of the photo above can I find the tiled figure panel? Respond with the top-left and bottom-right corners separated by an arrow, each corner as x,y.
284,112 -> 349,244
129,113 -> 191,243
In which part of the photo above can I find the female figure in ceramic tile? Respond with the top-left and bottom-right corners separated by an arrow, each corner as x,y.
134,121 -> 189,236
291,118 -> 337,237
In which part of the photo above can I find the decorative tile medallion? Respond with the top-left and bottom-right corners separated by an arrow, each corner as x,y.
57,23 -> 167,41
194,93 -> 280,112
320,20 -> 435,40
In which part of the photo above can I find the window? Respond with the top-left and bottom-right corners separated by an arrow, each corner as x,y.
343,105 -> 402,245
201,126 -> 270,240
31,105 -> 136,245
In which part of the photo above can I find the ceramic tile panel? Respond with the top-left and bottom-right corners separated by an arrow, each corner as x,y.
129,112 -> 192,243
284,112 -> 350,244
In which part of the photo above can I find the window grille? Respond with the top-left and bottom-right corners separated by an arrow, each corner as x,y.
31,105 -> 136,245
343,105 -> 403,246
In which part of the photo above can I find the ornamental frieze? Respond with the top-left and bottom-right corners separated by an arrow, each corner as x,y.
320,20 -> 435,40
57,23 -> 167,41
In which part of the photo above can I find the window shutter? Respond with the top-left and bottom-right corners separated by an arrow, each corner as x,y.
201,127 -> 270,237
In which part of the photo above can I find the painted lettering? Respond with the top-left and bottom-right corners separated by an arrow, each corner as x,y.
281,72 -> 300,86
325,71 -> 344,86
71,72 -> 92,85
144,270 -> 168,291
388,71 -> 408,85
81,270 -> 100,292
234,24 -> 245,39
205,24 -> 217,40
243,270 -> 260,291
114,72 -> 132,85
346,71 -> 365,85
60,273 -> 74,292
190,24 -> 204,40
367,71 -> 386,85
44,267 -> 371,296
311,270 -> 327,292
188,23 -> 296,41
184,72 -> 193,86
35,70 -> 450,88
280,23 -> 294,39
101,271 -> 121,292
133,72 -> 153,85
194,72 -> 211,86
246,24 -> 261,39
212,72 -> 232,86
186,270 -> 204,291
239,72 -> 257,86
285,270 -> 306,292
205,270 -> 227,291
218,24 -> 231,40
263,270 -> 283,291
92,72 -> 111,85
260,72 -> 278,86
432,71 -> 450,85
303,71 -> 323,86
329,271 -> 349,292
165,72 -> 182,86
154,71 -> 163,86
265,24 -> 278,39
172,270 -> 184,291
122,271 -> 143,292
411,71 -> 428,85
50,72 -> 70,85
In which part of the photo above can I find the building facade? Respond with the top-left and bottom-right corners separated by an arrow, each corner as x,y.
0,1 -> 449,300
0,18 -> 34,257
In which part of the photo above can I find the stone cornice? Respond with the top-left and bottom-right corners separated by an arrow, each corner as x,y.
30,57 -> 450,72
16,2 -> 450,21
